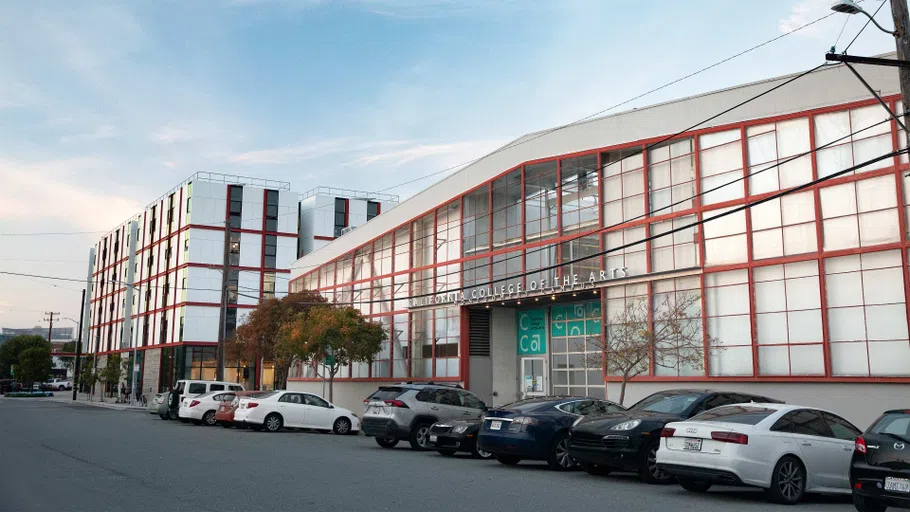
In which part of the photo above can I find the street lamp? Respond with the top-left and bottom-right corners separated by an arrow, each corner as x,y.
832,0 -> 897,34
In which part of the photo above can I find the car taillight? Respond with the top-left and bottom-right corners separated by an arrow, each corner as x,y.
855,436 -> 867,454
711,431 -> 748,444
384,400 -> 408,408
189,400 -> 200,408
247,402 -> 259,409
660,427 -> 676,438
507,416 -> 540,433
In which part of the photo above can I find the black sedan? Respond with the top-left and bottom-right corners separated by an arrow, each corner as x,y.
851,409 -> 910,512
568,389 -> 782,484
477,396 -> 625,470
426,419 -> 493,459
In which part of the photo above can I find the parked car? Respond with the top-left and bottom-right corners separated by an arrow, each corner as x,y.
178,391 -> 240,426
427,418 -> 493,459
568,389 -> 782,484
656,403 -> 859,504
361,382 -> 487,450
148,380 -> 244,420
0,379 -> 16,394
43,378 -> 72,391
234,390 -> 359,434
851,408 -> 910,512
477,396 -> 625,470
214,391 -> 270,428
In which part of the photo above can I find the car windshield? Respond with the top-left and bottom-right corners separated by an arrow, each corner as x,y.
367,387 -> 403,401
868,412 -> 910,440
500,398 -> 562,413
250,391 -> 278,400
632,392 -> 703,414
195,391 -> 216,399
688,405 -> 777,425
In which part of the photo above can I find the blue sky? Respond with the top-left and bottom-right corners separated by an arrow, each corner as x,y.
0,0 -> 899,327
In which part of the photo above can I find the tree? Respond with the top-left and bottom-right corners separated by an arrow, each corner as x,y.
60,341 -> 77,374
587,291 -> 721,405
98,353 -> 125,401
226,291 -> 327,390
0,335 -> 50,378
17,346 -> 52,389
282,306 -> 387,402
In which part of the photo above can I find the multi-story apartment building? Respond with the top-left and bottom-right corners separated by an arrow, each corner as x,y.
288,55 -> 910,427
297,187 -> 399,256
87,173 -> 299,394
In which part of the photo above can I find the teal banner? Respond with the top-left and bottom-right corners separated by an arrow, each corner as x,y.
517,308 -> 548,355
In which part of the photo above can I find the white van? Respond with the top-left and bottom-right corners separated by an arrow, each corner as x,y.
175,379 -> 244,407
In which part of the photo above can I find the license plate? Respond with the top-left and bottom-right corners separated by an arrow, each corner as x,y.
885,477 -> 910,493
683,438 -> 703,451
429,435 -> 437,443
490,420 -> 502,430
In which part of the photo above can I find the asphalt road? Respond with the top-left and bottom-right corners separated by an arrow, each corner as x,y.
0,399 -> 858,512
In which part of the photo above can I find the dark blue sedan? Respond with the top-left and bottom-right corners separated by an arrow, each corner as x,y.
477,396 -> 625,470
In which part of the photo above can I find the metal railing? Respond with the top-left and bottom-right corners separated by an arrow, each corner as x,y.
300,186 -> 399,203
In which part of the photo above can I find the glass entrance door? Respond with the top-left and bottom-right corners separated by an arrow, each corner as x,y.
520,357 -> 547,398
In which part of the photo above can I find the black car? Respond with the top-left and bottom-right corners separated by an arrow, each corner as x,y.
477,396 -> 625,470
851,409 -> 910,512
568,389 -> 783,484
427,418 -> 494,459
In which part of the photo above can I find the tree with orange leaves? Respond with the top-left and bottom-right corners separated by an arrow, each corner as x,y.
281,306 -> 386,402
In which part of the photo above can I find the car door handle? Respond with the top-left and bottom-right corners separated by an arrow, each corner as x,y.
430,406 -> 439,411
463,412 -> 470,415
801,442 -> 812,447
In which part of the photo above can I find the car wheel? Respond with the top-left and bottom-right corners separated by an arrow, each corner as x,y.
58,386 -> 65,391
264,413 -> 283,433
471,441 -> 494,460
547,432 -> 575,470
202,410 -> 217,426
437,450 -> 457,456
495,455 -> 521,466
639,440 -> 674,484
159,414 -> 168,420
765,455 -> 805,505
409,421 -> 432,451
678,477 -> 712,493
167,409 -> 178,421
580,462 -> 612,476
852,493 -> 887,512
332,417 -> 352,435
375,436 -> 399,448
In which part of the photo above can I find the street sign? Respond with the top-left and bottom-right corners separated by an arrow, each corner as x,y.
324,355 -> 337,366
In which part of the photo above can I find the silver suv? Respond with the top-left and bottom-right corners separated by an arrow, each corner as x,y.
361,382 -> 488,450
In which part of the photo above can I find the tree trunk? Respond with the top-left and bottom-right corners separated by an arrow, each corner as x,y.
619,378 -> 627,406
328,370 -> 335,403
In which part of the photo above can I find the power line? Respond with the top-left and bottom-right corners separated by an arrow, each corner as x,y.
844,0 -> 888,53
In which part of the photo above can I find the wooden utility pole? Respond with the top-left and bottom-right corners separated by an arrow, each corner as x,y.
216,221 -> 230,382
73,289 -> 85,400
44,311 -> 60,344
892,0 -> 910,136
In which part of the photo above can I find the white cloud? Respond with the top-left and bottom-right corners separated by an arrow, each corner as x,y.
0,157 -> 143,231
60,125 -> 118,143
228,138 -> 413,165
150,125 -> 198,144
779,0 -> 838,38
344,139 -> 506,168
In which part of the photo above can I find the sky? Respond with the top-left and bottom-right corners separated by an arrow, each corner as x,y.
0,0 -> 900,329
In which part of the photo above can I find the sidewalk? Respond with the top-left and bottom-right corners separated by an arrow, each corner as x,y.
1,391 -> 149,412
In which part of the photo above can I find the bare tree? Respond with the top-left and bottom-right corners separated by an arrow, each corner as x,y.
586,291 -> 720,405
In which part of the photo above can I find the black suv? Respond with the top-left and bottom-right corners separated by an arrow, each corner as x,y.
568,389 -> 783,483
851,409 -> 910,512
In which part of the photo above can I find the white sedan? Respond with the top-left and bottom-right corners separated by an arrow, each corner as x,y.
656,403 -> 862,505
178,391 -> 238,426
234,390 -> 360,435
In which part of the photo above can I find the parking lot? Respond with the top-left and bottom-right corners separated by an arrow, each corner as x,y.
0,398 -> 858,512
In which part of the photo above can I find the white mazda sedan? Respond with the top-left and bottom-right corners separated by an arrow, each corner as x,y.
656,403 -> 861,505
177,391 -> 238,426
233,390 -> 360,435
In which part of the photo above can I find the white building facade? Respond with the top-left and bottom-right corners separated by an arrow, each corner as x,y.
88,173 -> 298,394
298,187 -> 399,256
287,57 -> 910,428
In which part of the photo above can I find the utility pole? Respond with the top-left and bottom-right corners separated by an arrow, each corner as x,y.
891,0 -> 910,135
121,221 -> 139,403
216,220 -> 231,382
44,312 -> 59,345
72,289 -> 85,401
85,248 -> 96,398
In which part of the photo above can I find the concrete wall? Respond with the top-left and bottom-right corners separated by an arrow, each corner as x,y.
142,348 -> 161,397
614,381 -> 910,430
490,308 -> 519,407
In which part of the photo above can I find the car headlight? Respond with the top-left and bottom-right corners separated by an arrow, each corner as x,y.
453,425 -> 468,434
610,419 -> 642,431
